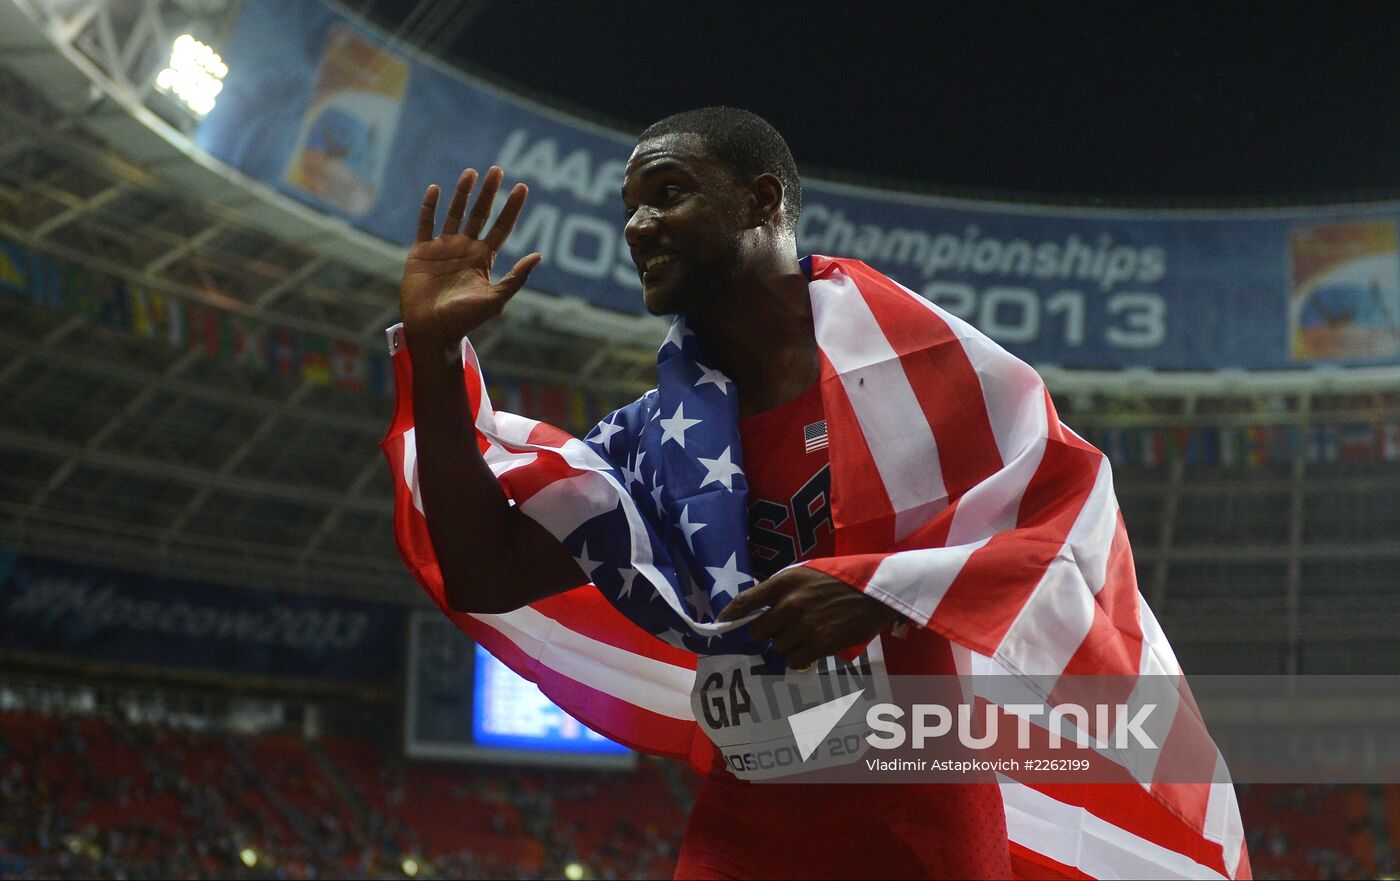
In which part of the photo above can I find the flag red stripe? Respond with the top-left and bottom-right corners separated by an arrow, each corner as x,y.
497,447 -> 588,506
1148,689 -> 1220,832
528,589 -> 698,669
929,399 -> 1105,654
817,349 -> 898,555
456,612 -> 700,759
526,420 -> 579,449
382,433 -> 448,609
844,260 -> 1005,501
1008,841 -> 1093,880
1061,516 -> 1144,677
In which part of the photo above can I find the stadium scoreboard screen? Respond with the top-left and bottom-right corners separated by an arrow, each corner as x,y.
404,611 -> 634,768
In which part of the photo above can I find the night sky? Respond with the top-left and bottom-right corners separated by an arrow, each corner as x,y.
360,2 -> 1400,201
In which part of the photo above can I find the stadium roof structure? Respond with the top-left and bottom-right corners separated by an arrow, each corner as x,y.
1,0 -> 1398,672
0,0 -> 671,603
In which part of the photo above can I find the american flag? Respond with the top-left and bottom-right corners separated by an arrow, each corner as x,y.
383,255 -> 1249,880
803,419 -> 828,453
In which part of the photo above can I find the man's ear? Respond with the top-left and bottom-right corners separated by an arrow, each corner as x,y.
746,172 -> 785,230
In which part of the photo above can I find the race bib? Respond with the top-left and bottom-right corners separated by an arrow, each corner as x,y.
690,639 -> 893,781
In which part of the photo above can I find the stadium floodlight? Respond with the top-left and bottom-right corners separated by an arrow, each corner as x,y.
239,848 -> 258,868
154,34 -> 228,117
401,857 -> 420,877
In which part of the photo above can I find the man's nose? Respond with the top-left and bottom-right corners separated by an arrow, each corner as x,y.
624,206 -> 658,246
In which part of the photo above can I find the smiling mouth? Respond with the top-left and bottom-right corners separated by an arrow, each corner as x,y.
640,253 -> 676,282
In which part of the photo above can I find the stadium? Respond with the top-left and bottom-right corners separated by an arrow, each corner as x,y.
0,1 -> 1397,879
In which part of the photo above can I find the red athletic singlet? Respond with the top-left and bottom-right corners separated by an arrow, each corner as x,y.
673,382 -> 1011,881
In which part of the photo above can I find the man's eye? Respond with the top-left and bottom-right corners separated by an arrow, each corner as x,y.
624,185 -> 682,219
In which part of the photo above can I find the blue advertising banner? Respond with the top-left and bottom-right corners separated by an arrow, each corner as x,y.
197,0 -> 1400,371
0,552 -> 403,685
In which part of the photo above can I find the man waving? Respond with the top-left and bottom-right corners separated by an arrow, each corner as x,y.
385,108 -> 1247,880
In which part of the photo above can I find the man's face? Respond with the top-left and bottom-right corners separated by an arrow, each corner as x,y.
622,134 -> 748,316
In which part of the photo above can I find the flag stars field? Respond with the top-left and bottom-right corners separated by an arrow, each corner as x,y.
693,364 -> 730,394
620,450 -> 647,487
662,320 -> 694,350
676,504 -> 707,551
588,417 -> 623,450
616,566 -> 638,600
574,542 -> 603,581
705,552 -> 753,600
697,446 -> 743,490
660,402 -> 701,447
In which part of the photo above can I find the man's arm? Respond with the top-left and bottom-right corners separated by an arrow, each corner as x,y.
401,166 -> 587,614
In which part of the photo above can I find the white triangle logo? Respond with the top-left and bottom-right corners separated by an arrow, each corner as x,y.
787,688 -> 866,762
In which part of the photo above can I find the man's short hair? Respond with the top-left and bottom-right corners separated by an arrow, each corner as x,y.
639,107 -> 802,236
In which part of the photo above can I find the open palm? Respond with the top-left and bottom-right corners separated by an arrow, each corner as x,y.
399,166 -> 541,352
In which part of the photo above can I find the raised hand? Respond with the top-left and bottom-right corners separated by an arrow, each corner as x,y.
399,166 -> 541,355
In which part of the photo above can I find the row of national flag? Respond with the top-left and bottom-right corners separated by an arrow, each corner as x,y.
0,236 -> 622,435
1086,421 -> 1400,468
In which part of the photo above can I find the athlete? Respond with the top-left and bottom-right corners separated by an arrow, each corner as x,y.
398,108 -> 1010,878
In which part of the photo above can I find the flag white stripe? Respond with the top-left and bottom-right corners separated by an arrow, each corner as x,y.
863,538 -> 990,626
1120,675 -> 1180,788
516,471 -> 624,544
995,554 -> 1099,677
891,287 -> 1053,550
945,421 -> 1047,548
810,273 -> 948,541
1204,755 -> 1245,878
1068,457 -> 1121,597
895,283 -> 1048,469
1000,780 -> 1227,880
484,444 -> 542,480
994,458 -> 1114,676
1137,593 -> 1183,678
470,606 -> 696,720
461,336 -> 500,438
401,427 -> 424,516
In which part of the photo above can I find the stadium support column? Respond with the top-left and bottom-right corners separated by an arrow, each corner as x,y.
1284,393 -> 1309,678
1149,394 -> 1196,613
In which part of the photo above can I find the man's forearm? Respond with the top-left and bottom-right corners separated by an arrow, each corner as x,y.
409,338 -> 515,611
